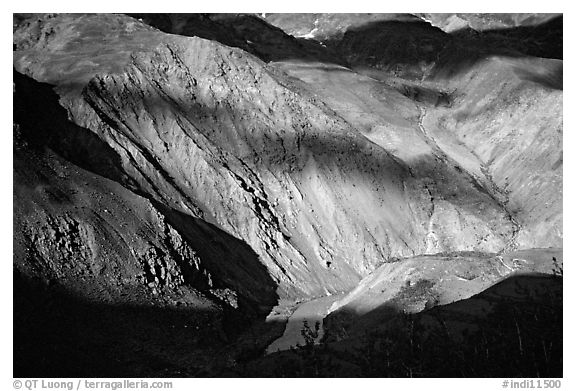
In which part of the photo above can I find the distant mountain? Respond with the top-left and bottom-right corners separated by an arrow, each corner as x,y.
13,13 -> 562,377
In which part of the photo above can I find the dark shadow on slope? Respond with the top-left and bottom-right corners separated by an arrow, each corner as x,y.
510,60 -> 563,91
14,270 -> 224,377
321,15 -> 562,88
208,13 -> 345,65
323,271 -> 562,341
14,69 -> 283,375
127,13 -> 345,65
14,269 -> 287,377
128,13 -> 562,90
188,107 -> 513,225
290,63 -> 457,107
242,272 -> 562,377
168,13 -> 562,90
328,18 -> 449,79
14,70 -> 280,314
13,147 -> 282,377
449,15 -> 562,60
153,203 -> 279,316
395,82 -> 454,107
13,140 -> 282,376
13,69 -> 201,210
13,69 -> 132,188
13,14 -> 562,92
79,74 -> 516,238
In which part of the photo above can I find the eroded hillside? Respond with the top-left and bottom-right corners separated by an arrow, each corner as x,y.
13,13 -> 562,377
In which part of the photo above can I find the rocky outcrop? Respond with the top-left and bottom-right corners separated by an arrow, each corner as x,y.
14,124 -> 213,304
128,13 -> 343,65
13,12 -> 562,377
14,13 -> 556,304
13,68 -> 278,314
264,13 -> 562,81
16,14 -> 522,301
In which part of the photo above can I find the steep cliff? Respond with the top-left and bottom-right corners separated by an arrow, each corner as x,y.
14,14 -> 527,302
13,13 -> 562,377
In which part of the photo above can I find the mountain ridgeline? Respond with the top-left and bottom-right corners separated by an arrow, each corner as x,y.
13,13 -> 562,377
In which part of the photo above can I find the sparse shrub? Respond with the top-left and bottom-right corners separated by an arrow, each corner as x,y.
300,320 -> 321,348
260,274 -> 562,377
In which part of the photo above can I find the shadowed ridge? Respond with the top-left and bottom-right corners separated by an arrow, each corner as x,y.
241,272 -> 562,377
258,13 -> 561,85
127,13 -> 345,65
152,202 -> 279,313
14,67 -> 280,310
13,69 -> 130,186
13,270 -> 226,377
14,68 -> 282,377
326,15 -> 562,81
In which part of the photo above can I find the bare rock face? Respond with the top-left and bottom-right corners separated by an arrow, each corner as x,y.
13,13 -> 562,376
417,13 -> 561,33
14,144 -> 212,303
13,66 -> 278,316
14,13 -> 528,303
14,65 -> 281,376
128,13 -> 343,65
264,13 -> 562,79
260,13 -> 418,43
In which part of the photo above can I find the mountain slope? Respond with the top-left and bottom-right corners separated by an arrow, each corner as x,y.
13,13 -> 562,377
14,13 -> 524,301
